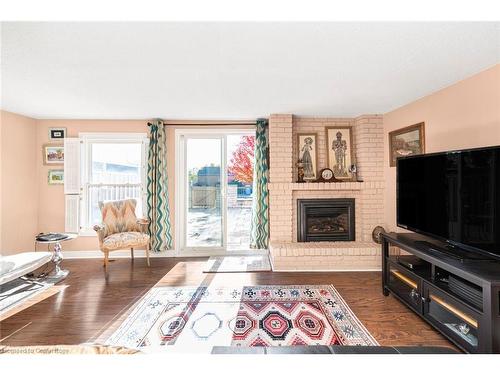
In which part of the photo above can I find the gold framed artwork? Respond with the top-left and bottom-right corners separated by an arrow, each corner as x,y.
297,133 -> 318,181
388,122 -> 425,167
43,144 -> 64,165
48,170 -> 64,185
326,126 -> 354,180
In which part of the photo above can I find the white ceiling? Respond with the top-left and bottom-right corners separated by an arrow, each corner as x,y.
1,22 -> 499,120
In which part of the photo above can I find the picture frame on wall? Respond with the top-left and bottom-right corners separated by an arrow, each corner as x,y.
296,133 -> 318,181
48,127 -> 67,140
43,144 -> 64,165
326,126 -> 354,180
48,170 -> 64,185
388,122 -> 425,167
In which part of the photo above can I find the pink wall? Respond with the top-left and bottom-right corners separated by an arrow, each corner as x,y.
2,117 -> 178,254
1,111 -> 39,255
383,64 -> 500,231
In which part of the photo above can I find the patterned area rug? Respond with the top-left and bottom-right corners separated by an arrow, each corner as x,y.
203,255 -> 272,273
103,285 -> 377,353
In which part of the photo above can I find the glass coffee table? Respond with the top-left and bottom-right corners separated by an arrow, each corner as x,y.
35,233 -> 77,279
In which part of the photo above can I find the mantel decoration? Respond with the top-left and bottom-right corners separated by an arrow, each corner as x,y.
43,144 -> 64,165
296,159 -> 305,183
316,168 -> 340,182
349,163 -> 359,182
326,126 -> 354,181
296,132 -> 318,181
388,122 -> 425,167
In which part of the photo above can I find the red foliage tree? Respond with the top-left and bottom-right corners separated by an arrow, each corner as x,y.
228,136 -> 255,184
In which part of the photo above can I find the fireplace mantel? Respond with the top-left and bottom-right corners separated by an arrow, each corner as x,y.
268,181 -> 380,192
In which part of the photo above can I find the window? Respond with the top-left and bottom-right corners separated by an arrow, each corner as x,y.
79,133 -> 148,234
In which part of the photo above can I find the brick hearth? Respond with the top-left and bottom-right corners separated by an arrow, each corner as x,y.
268,114 -> 385,271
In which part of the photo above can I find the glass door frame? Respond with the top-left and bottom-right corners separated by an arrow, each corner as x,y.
175,127 -> 266,256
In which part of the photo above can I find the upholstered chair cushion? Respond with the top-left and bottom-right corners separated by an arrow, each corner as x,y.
102,232 -> 149,251
99,199 -> 142,236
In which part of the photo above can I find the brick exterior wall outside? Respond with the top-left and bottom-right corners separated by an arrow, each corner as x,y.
268,114 -> 385,271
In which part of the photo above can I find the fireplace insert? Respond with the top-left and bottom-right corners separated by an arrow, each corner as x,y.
297,199 -> 355,242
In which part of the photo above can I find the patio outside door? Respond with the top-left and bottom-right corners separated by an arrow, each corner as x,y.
176,129 -> 256,255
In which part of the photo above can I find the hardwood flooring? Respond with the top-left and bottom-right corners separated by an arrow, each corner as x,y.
0,257 -> 456,350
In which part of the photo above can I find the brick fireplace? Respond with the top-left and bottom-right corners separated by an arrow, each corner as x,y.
268,114 -> 385,271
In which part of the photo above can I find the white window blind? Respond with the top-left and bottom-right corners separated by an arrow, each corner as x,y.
64,138 -> 81,195
65,195 -> 80,233
64,138 -> 81,233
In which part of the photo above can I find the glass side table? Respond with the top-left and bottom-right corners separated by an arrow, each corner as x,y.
35,233 -> 77,279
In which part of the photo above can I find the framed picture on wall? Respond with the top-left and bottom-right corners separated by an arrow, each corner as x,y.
326,126 -> 354,180
43,144 -> 64,165
48,170 -> 64,185
48,127 -> 67,140
388,122 -> 425,167
296,133 -> 318,181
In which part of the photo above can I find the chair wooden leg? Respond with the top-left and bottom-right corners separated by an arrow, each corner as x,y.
131,247 -> 134,260
146,244 -> 151,267
103,251 -> 109,268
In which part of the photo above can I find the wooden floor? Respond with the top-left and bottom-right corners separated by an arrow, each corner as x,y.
0,257 -> 456,350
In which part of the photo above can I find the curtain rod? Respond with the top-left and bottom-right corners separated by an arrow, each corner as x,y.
148,120 -> 259,126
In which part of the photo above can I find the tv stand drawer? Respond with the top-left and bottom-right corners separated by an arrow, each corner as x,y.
423,282 -> 482,353
387,261 -> 423,313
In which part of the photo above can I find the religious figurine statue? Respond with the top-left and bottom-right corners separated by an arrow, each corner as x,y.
349,163 -> 358,181
296,159 -> 305,183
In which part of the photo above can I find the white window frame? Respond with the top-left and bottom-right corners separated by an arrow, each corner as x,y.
79,132 -> 149,236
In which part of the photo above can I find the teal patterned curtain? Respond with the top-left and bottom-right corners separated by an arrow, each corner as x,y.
147,120 -> 173,251
250,118 -> 270,249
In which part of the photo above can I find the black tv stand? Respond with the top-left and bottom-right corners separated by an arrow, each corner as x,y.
381,232 -> 500,353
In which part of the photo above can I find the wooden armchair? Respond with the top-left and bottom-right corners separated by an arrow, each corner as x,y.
93,199 -> 150,268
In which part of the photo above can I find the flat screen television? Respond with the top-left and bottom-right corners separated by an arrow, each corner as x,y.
397,145 -> 500,260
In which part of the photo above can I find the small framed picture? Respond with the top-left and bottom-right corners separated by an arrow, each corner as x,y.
297,133 -> 318,181
389,122 -> 425,167
48,127 -> 66,140
326,126 -> 354,180
43,144 -> 64,165
48,170 -> 64,185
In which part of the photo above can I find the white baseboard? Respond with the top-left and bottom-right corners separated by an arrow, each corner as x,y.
63,250 -> 175,259
63,249 -> 269,259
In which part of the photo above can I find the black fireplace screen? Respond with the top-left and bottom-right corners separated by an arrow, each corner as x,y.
297,199 -> 355,242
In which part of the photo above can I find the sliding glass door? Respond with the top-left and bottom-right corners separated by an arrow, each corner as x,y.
177,130 -> 255,254
185,137 -> 223,248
